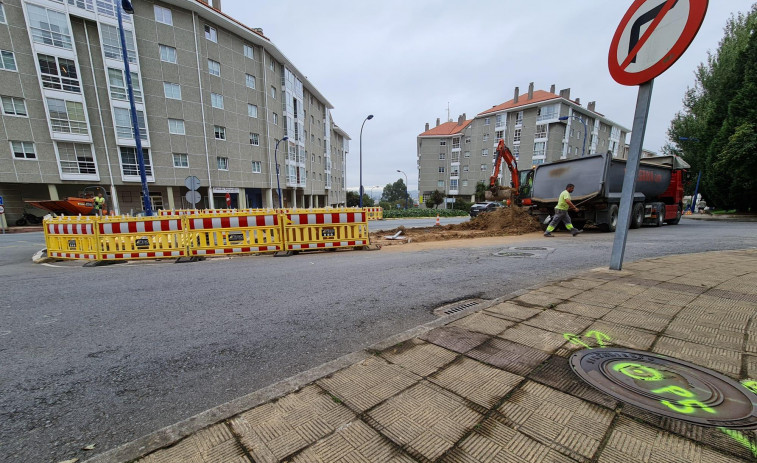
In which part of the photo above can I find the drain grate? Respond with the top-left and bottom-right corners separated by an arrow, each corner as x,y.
495,251 -> 534,258
433,298 -> 484,317
513,247 -> 548,251
570,348 -> 757,429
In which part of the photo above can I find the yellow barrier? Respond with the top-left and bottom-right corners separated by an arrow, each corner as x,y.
363,207 -> 383,220
158,208 -> 275,216
185,211 -> 283,256
282,210 -> 369,251
98,216 -> 187,260
45,216 -> 100,260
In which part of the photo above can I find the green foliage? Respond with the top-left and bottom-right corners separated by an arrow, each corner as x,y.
428,190 -> 444,209
665,5 -> 757,211
382,208 -> 468,218
381,178 -> 408,203
452,198 -> 473,211
346,191 -> 374,207
475,182 -> 488,202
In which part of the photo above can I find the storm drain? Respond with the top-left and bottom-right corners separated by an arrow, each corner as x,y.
495,251 -> 535,258
513,247 -> 548,251
433,298 -> 485,317
570,348 -> 757,429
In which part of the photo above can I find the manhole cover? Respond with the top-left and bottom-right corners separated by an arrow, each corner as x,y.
513,247 -> 547,251
570,348 -> 757,429
495,251 -> 534,258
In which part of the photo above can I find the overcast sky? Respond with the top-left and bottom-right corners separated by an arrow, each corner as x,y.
224,0 -> 754,193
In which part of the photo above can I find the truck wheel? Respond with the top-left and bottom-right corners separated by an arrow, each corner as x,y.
630,203 -> 643,229
655,209 -> 665,227
666,205 -> 682,225
599,205 -> 619,232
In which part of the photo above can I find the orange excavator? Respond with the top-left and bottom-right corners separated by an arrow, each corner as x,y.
485,139 -> 526,204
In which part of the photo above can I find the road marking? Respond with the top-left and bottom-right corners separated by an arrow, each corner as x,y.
41,263 -> 67,268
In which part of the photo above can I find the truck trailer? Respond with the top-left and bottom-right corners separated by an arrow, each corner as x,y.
530,152 -> 689,232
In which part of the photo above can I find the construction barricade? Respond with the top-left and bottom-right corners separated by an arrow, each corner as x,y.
363,207 -> 383,220
282,209 -> 369,251
45,216 -> 100,260
98,215 -> 187,260
185,211 -> 283,256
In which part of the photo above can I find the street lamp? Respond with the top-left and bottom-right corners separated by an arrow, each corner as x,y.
396,169 -> 409,210
558,115 -> 587,157
117,0 -> 152,215
359,114 -> 374,208
274,136 -> 289,208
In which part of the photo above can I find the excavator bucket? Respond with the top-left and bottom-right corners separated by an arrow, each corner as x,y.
485,186 -> 513,201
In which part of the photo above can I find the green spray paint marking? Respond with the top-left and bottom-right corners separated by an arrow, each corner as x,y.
613,362 -> 665,381
741,380 -> 757,394
585,330 -> 610,347
563,330 -> 611,349
719,427 -> 757,457
564,333 -> 592,349
651,385 -> 716,414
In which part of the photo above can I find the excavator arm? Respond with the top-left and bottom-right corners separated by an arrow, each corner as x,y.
486,139 -> 520,201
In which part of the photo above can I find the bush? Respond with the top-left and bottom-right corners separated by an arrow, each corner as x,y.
382,209 -> 468,218
452,199 -> 473,211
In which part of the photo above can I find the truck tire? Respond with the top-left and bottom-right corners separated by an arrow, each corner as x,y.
599,205 -> 619,232
666,205 -> 682,225
630,203 -> 644,229
653,203 -> 664,227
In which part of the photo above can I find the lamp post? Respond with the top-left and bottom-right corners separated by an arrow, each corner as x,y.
274,136 -> 289,208
396,169 -> 409,210
117,0 -> 152,215
678,137 -> 701,214
359,114 -> 374,208
558,115 -> 587,157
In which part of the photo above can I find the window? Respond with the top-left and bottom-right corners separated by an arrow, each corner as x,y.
216,156 -> 228,170
485,118 -> 491,125
515,111 -> 523,126
27,5 -> 73,50
483,133 -> 489,142
450,166 -> 459,176
536,104 -> 559,122
465,136 -> 471,144
463,165 -> 469,172
0,3 -> 5,24
101,24 -> 135,63
208,59 -> 220,76
243,44 -> 254,59
270,86 -> 276,99
38,54 -> 80,92
437,180 -> 445,188
47,98 -> 87,134
268,57 -> 274,71
513,128 -> 521,142
0,50 -> 16,71
247,104 -> 258,118
1,96 -> 27,116
512,144 -> 519,159
533,141 -> 546,158
159,44 -> 177,63
439,153 -> 445,160
210,92 -> 224,108
214,125 -> 225,139
464,151 -> 470,158
577,130 -> 581,139
245,74 -> 256,89
496,114 -> 505,128
462,180 -> 468,187
154,5 -> 172,25
535,124 -> 547,139
249,132 -> 259,145
204,25 -> 217,42
172,153 -> 188,167
440,140 -> 446,146
113,107 -> 146,139
58,142 -> 96,174
163,82 -> 181,100
11,141 -> 36,159
481,164 -> 487,171
450,179 -> 458,190
452,137 -> 460,149
272,112 -> 278,125
438,166 -> 445,173
495,130 -> 504,141
251,160 -> 261,173
107,68 -> 141,102
120,147 -> 152,176
168,118 -> 185,134
482,149 -> 489,156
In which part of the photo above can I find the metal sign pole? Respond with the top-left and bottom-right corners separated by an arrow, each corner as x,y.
610,80 -> 654,270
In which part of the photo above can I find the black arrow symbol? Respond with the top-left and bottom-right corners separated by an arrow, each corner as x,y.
629,0 -> 679,63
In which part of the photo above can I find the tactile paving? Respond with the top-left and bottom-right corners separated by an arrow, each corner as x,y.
484,302 -> 542,321
430,356 -> 523,409
498,324 -> 569,353
379,338 -> 458,377
467,336 -> 551,376
449,311 -> 515,336
419,326 -> 490,354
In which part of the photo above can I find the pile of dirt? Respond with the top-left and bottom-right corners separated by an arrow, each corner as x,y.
371,207 -> 542,245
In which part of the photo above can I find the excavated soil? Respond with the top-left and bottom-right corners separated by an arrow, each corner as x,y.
371,207 -> 542,246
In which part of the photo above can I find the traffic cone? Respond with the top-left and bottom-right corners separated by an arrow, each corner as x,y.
435,214 -> 441,226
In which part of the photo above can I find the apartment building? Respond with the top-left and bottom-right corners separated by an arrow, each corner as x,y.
417,83 -> 629,203
0,0 -> 348,222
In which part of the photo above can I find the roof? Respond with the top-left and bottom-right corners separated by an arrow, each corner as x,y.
478,90 -> 562,116
418,119 -> 473,137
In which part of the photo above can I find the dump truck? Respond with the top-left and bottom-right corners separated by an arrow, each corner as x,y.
529,152 -> 689,232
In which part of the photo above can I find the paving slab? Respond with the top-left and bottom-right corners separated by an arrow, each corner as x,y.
419,326 -> 490,354
448,311 -> 515,336
467,337 -> 551,377
483,301 -> 542,322
428,356 -> 523,409
378,339 -> 458,378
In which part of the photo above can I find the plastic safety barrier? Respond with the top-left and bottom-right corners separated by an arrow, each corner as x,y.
98,216 -> 187,260
158,208 -> 275,216
185,211 -> 282,256
45,216 -> 100,260
363,207 -> 383,220
282,210 -> 369,251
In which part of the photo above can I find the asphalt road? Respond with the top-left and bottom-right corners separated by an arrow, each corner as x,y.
1,219 -> 755,463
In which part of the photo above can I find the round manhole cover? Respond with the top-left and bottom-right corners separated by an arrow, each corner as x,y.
513,247 -> 547,251
570,348 -> 757,429
495,251 -> 534,257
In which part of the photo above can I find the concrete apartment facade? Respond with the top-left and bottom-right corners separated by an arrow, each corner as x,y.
417,83 -> 629,203
0,0 -> 348,222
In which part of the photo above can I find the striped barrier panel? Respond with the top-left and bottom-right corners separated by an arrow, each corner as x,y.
282,211 -> 369,251
45,216 -> 100,260
98,216 -> 187,260
186,211 -> 283,256
363,207 -> 383,220
158,208 -> 273,216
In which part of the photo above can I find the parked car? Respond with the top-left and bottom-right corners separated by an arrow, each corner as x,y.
470,201 -> 502,218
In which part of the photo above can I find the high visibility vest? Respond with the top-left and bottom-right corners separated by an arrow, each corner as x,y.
94,197 -> 105,209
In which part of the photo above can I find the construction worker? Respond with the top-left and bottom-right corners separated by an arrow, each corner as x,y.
544,183 -> 582,237
93,192 -> 105,216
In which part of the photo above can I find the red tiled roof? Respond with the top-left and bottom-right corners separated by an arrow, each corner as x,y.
418,119 -> 473,137
478,90 -> 562,116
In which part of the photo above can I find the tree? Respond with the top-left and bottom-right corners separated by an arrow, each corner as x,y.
475,181 -> 488,202
380,178 -> 408,209
346,191 -> 374,207
429,190 -> 444,209
664,5 -> 757,211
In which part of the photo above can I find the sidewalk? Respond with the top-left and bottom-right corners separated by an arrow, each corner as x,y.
86,249 -> 757,463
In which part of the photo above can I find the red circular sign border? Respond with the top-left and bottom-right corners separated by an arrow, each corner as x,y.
609,0 -> 709,86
